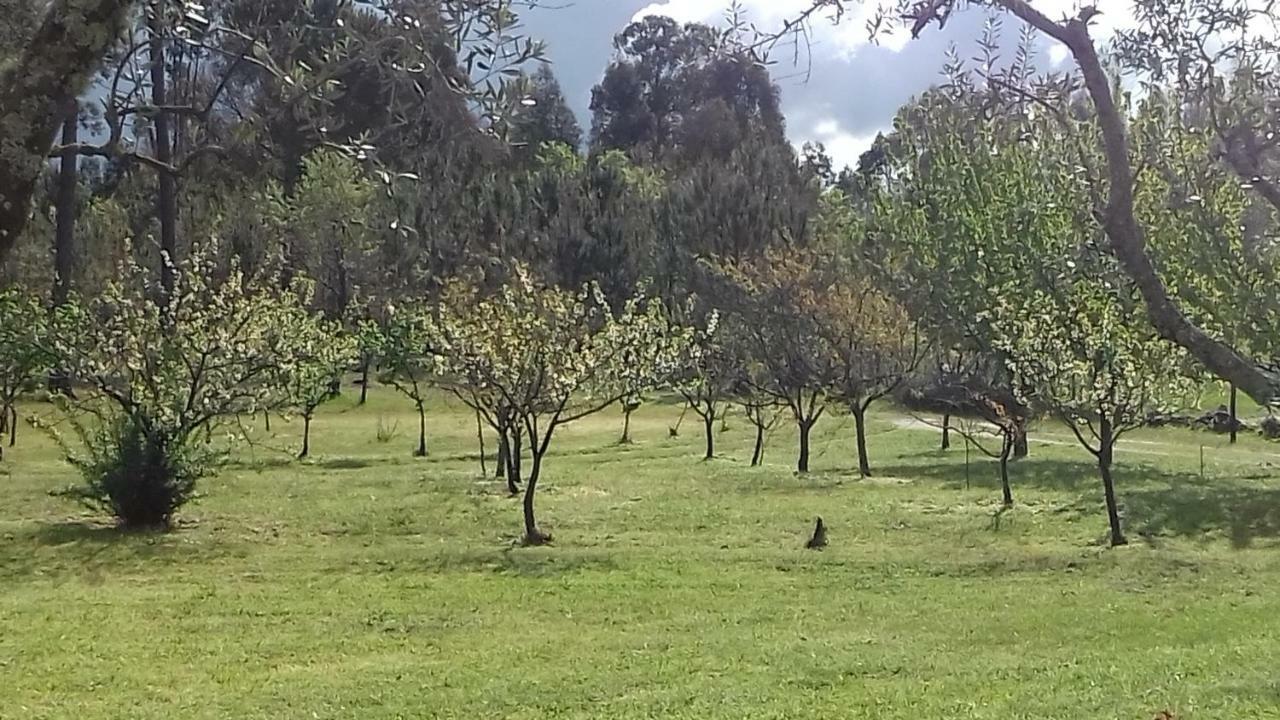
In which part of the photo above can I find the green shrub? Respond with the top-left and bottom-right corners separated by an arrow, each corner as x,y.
56,413 -> 214,529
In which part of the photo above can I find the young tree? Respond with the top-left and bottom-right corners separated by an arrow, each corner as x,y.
0,288 -> 56,458
740,391 -> 783,467
812,193 -> 925,476
48,243 -> 332,528
378,302 -> 436,458
284,321 -> 358,459
267,152 -> 379,322
710,249 -> 836,473
672,310 -> 735,460
432,267 -> 695,545
1001,271 -> 1197,546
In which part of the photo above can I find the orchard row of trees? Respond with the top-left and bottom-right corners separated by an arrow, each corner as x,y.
1,1 -> 1277,549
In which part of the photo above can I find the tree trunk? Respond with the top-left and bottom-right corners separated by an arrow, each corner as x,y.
703,412 -> 715,460
298,413 -> 311,459
0,0 -> 137,268
506,429 -> 523,494
751,423 -> 764,467
1012,421 -> 1029,459
497,429 -> 509,479
1097,416 -> 1126,547
149,6 -> 179,300
48,99 -> 79,395
1229,384 -> 1238,445
941,412 -> 951,450
358,359 -> 370,405
475,408 -> 487,477
852,402 -> 871,478
999,433 -> 1013,507
53,98 -> 77,308
8,404 -> 17,448
994,2 -> 1280,406
522,450 -> 549,545
620,408 -> 633,444
0,402 -> 8,435
797,420 -> 812,473
263,410 -> 271,432
414,401 -> 427,457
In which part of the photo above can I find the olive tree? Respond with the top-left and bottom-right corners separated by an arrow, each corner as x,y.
782,0 -> 1280,404
870,79 -> 1197,545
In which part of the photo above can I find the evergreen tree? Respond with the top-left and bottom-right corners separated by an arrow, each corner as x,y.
512,64 -> 583,160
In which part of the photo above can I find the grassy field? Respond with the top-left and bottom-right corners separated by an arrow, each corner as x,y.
2,387 -> 1279,719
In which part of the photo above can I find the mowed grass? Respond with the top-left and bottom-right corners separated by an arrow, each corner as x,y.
2,387 -> 1280,719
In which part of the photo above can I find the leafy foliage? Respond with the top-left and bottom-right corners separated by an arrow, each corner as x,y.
47,243 -> 339,526
431,266 -> 696,543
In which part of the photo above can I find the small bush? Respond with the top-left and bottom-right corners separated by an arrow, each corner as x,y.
375,416 -> 400,444
56,414 -> 213,529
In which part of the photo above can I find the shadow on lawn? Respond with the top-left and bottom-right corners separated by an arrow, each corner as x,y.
1,518 -> 224,582
877,453 -> 1280,547
425,546 -> 619,577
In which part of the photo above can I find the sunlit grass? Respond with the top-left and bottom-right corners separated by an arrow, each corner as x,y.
2,386 -> 1279,719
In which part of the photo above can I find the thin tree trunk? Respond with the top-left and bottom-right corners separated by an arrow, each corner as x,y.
149,6 -> 179,300
298,412 -> 311,459
797,420 -> 812,473
620,408 -> 633,444
497,429 -> 509,479
414,400 -> 427,457
9,403 -> 17,448
0,402 -> 8,435
522,450 -> 548,545
852,402 -> 871,478
358,359 -> 370,405
1229,384 -> 1238,445
1013,420 -> 1029,459
263,410 -> 271,432
475,408 -> 487,477
507,429 -> 523,493
941,413 -> 951,450
703,412 -> 715,460
999,432 -> 1013,507
1097,415 -> 1126,547
751,423 -> 765,466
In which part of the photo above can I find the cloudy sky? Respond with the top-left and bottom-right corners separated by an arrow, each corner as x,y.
519,0 -> 1131,169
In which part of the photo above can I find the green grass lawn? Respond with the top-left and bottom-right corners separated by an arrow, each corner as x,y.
2,388 -> 1279,719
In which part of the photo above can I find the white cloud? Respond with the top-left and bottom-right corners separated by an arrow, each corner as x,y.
802,117 -> 884,170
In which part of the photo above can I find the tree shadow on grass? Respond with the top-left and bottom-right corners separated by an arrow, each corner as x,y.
424,546 -> 619,578
875,456 -> 1100,493
877,453 -> 1280,547
1,518 -> 231,583
1126,479 -> 1280,548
